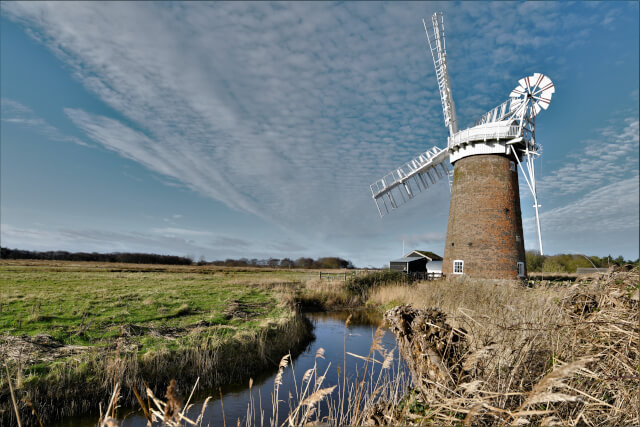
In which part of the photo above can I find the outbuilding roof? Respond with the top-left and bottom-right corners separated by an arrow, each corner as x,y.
409,250 -> 443,261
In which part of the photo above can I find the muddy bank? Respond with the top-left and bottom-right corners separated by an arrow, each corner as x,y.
1,312 -> 313,426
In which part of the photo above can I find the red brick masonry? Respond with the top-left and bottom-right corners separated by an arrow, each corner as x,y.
442,153 -> 526,279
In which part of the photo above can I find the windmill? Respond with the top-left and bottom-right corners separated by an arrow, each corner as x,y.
370,12 -> 554,279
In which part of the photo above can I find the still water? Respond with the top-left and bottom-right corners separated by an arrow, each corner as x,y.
56,311 -> 403,426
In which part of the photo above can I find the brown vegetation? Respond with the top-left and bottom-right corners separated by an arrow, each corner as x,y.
378,267 -> 639,425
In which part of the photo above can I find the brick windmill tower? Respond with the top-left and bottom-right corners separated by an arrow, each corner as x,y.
370,12 -> 554,279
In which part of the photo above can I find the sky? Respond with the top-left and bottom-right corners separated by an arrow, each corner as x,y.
1,1 -> 638,267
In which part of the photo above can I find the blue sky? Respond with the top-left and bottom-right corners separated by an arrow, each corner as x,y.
1,2 -> 638,267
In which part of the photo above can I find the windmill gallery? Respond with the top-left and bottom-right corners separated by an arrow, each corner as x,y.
370,12 -> 554,280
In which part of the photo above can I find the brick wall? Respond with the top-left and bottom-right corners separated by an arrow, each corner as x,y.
442,153 -> 526,279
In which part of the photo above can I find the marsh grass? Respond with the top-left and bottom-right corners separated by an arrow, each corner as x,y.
70,314 -> 408,427
294,271 -> 411,310
0,261 -> 315,425
345,270 -> 411,299
374,268 -> 639,425
294,278 -> 356,309
3,312 -> 313,426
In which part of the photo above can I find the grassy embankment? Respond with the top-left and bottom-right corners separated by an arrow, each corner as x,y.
0,260 -> 324,425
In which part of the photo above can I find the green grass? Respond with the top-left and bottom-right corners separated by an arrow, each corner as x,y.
1,261 -> 318,425
0,262 -> 310,352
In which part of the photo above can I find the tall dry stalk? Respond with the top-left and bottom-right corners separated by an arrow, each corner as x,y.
5,363 -> 22,427
378,267 -> 639,425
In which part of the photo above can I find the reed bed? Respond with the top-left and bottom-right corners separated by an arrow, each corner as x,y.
294,278 -> 358,309
376,267 -> 639,425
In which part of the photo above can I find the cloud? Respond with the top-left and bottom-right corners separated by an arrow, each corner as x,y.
2,2 -> 637,263
524,175 -> 639,236
1,223 -> 210,255
1,223 -> 301,260
1,98 -> 88,146
400,231 -> 446,250
151,227 -> 214,237
538,116 -> 639,200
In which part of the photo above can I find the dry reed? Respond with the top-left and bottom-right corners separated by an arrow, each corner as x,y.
376,267 -> 639,425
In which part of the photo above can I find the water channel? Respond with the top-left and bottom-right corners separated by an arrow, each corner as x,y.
56,311 -> 405,426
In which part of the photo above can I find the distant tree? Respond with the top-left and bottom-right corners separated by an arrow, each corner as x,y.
280,258 -> 294,269
525,250 -> 545,272
313,257 -> 350,269
267,258 -> 280,268
0,247 -> 358,270
542,258 -> 566,273
295,257 -> 314,269
0,247 -> 192,265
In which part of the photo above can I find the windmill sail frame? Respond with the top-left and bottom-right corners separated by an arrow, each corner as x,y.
424,13 -> 458,136
370,146 -> 450,216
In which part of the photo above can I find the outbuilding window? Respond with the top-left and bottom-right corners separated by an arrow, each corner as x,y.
517,262 -> 525,277
453,260 -> 464,274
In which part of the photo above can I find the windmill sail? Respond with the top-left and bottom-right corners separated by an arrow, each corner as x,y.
424,13 -> 458,136
475,73 -> 555,127
370,146 -> 450,217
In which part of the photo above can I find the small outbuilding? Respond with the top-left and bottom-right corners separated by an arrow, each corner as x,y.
390,256 -> 427,273
390,250 -> 443,275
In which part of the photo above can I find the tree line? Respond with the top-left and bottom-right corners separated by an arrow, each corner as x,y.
202,257 -> 354,269
0,247 -> 355,269
526,251 -> 639,273
0,247 -> 192,265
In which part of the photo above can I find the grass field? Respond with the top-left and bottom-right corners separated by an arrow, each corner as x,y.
0,261 -> 307,349
0,260 -> 321,424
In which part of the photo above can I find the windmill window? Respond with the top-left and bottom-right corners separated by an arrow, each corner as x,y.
453,260 -> 464,274
516,235 -> 521,242
510,161 -> 516,172
517,262 -> 525,277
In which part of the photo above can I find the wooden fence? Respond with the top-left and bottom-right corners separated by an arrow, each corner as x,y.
317,270 -> 442,282
409,272 -> 442,281
318,270 -> 369,281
